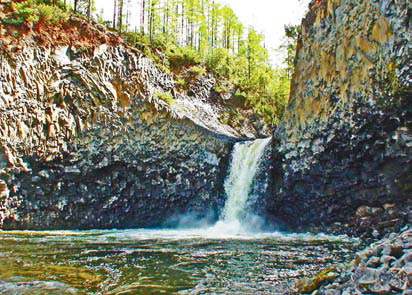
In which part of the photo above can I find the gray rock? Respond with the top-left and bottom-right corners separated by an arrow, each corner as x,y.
380,255 -> 396,266
38,170 -> 50,179
366,257 -> 381,268
64,166 -> 81,174
367,283 -> 392,294
308,231 -> 412,295
357,267 -> 380,285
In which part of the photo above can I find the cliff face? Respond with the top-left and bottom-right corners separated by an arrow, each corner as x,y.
272,0 -> 411,237
0,25 -> 247,229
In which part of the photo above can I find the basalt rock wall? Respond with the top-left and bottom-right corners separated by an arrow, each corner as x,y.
0,34 -> 240,229
271,0 -> 411,237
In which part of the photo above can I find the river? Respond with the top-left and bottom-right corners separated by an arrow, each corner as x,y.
0,229 -> 359,294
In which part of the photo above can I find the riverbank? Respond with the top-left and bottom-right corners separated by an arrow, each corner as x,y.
296,228 -> 412,294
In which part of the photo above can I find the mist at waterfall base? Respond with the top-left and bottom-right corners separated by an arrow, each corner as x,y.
0,138 -> 361,294
168,137 -> 275,235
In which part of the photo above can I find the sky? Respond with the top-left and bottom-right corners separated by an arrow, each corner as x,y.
216,0 -> 310,64
94,0 -> 311,65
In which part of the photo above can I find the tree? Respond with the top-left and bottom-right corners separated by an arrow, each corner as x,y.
282,24 -> 300,78
83,0 -> 290,124
73,0 -> 79,13
118,0 -> 124,34
113,0 -> 117,29
140,0 -> 145,33
86,0 -> 93,20
71,0 -> 94,17
221,6 -> 237,51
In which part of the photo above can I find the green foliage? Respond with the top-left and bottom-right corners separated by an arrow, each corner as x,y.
150,34 -> 170,51
176,79 -> 186,88
2,16 -> 26,26
214,83 -> 230,94
279,24 -> 301,78
187,66 -> 206,77
3,0 -> 69,26
22,0 -> 297,127
37,4 -> 68,24
35,0 -> 67,9
156,91 -> 175,105
206,48 -> 231,78
167,46 -> 202,68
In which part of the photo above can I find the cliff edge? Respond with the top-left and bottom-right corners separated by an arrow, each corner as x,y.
271,0 -> 411,238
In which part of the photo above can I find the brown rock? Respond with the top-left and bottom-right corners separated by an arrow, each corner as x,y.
356,206 -> 372,217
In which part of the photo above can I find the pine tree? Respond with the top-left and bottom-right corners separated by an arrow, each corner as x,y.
140,0 -> 145,34
282,24 -> 300,78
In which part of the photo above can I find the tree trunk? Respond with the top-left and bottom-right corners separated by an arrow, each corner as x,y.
87,0 -> 92,21
74,0 -> 78,13
181,3 -> 185,45
118,0 -> 124,35
149,0 -> 153,42
211,1 -> 214,49
113,0 -> 117,30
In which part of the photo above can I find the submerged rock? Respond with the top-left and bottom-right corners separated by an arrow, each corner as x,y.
0,281 -> 78,295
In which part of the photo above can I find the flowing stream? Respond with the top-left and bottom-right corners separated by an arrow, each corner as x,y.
0,138 -> 361,294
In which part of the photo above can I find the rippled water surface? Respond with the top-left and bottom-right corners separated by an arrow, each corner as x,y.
0,229 -> 360,294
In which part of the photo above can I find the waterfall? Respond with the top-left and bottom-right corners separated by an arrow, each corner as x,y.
212,137 -> 271,234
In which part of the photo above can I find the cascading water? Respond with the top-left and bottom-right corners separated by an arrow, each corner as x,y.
212,137 -> 272,234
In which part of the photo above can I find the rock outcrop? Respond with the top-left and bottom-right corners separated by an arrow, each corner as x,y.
271,0 -> 411,238
297,229 -> 412,294
0,19 -> 251,229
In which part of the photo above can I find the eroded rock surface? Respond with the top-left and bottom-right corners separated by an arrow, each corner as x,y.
0,31 -> 246,229
272,0 -> 411,238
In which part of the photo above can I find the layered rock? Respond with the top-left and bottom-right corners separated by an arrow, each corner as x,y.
0,24 -> 248,229
271,0 -> 411,237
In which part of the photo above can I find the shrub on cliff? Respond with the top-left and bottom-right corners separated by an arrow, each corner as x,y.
206,48 -> 232,78
187,66 -> 206,78
156,92 -> 175,105
167,47 -> 202,68
2,0 -> 68,26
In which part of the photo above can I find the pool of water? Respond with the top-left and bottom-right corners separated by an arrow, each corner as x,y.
0,229 -> 361,294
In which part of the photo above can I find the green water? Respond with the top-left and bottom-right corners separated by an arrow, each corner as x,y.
0,229 -> 360,295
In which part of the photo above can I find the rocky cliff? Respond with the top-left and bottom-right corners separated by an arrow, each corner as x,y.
0,17 -> 254,229
271,0 -> 411,238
